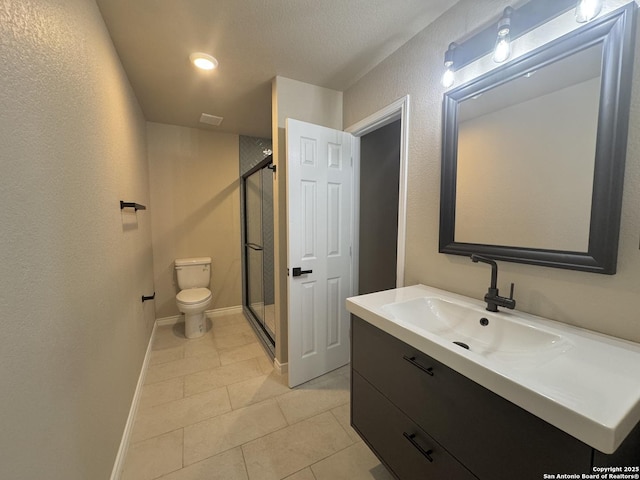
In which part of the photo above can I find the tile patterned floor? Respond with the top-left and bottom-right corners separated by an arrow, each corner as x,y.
121,313 -> 394,480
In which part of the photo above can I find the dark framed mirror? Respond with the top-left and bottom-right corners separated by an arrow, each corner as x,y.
439,4 -> 636,274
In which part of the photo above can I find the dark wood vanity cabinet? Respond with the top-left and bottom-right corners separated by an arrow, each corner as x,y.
350,315 -> 640,480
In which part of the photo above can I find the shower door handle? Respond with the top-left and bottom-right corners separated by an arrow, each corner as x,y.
291,267 -> 312,277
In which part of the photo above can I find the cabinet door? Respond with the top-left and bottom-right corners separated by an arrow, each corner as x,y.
352,316 -> 592,480
353,371 -> 478,480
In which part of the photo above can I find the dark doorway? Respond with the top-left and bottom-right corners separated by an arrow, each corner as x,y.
358,119 -> 401,295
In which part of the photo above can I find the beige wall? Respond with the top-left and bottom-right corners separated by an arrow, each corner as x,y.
147,123 -> 241,319
344,0 -> 640,343
0,0 -> 154,478
272,76 -> 343,365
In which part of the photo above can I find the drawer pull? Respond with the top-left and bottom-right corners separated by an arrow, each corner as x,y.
403,432 -> 434,462
403,355 -> 434,376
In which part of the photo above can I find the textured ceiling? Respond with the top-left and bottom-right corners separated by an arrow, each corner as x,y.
96,0 -> 460,138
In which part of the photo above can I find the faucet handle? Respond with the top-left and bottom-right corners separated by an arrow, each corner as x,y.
509,282 -> 515,300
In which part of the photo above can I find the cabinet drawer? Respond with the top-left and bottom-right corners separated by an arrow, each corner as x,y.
352,371 -> 478,480
352,315 -> 592,480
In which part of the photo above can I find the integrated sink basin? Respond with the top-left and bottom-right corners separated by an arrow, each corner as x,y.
346,284 -> 640,455
382,296 -> 572,368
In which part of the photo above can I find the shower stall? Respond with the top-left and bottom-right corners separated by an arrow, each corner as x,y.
241,154 -> 275,355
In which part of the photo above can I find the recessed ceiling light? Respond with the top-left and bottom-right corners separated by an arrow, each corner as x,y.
189,52 -> 218,71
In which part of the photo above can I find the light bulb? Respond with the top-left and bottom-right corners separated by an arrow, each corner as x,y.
576,0 -> 603,23
442,67 -> 455,88
493,32 -> 511,63
441,42 -> 457,88
493,9 -> 512,64
189,53 -> 218,71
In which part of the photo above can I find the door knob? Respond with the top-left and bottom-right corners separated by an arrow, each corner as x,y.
291,267 -> 313,277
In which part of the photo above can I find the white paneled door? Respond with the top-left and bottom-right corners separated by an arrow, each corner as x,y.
286,118 -> 353,387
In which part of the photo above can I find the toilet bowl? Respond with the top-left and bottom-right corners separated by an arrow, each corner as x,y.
176,287 -> 212,338
175,257 -> 213,339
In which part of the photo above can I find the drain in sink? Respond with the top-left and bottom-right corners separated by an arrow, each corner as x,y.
453,341 -> 470,350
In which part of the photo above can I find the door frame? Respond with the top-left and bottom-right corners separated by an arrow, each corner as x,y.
345,95 -> 410,295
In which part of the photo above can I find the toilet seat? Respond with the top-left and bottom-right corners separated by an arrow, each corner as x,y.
176,287 -> 212,305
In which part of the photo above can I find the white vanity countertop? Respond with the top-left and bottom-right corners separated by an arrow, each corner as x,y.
346,284 -> 640,454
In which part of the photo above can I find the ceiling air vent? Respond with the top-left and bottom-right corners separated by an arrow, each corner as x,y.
200,113 -> 223,126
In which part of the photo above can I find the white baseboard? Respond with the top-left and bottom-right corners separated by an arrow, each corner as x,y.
274,358 -> 288,375
155,305 -> 243,326
110,322 -> 157,480
155,314 -> 181,327
207,305 -> 243,318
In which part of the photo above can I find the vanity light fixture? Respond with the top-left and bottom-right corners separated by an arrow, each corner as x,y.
441,42 -> 458,88
493,7 -> 514,63
440,0 -> 584,80
575,0 -> 604,23
189,52 -> 218,70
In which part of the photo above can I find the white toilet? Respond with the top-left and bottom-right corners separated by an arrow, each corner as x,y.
175,257 -> 213,339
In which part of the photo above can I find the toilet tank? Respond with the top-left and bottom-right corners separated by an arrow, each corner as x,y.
175,257 -> 212,290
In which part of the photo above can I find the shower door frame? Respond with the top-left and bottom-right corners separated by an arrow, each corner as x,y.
241,155 -> 276,357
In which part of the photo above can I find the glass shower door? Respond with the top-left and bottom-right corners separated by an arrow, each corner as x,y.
245,169 -> 265,325
243,158 -> 275,344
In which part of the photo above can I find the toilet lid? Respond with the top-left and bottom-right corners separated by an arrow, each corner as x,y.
176,288 -> 212,305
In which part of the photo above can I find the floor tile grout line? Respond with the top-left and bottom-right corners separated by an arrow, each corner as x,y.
181,406 -> 346,469
239,443 -> 251,480
185,444 -> 250,470
275,395 -> 351,427
273,394 -> 291,427
305,440 -> 366,480
180,397 -> 285,438
147,349 -> 186,366
136,376 -> 188,412
144,364 -> 349,425
328,403 -> 358,443
144,362 -> 222,386
137,383 -> 229,413
283,466 -> 318,480
151,333 -> 255,350
181,358 -> 267,396
227,375 -> 290,411
127,425 -> 185,448
145,352 -> 264,388
180,428 -> 185,470
129,391 -> 233,445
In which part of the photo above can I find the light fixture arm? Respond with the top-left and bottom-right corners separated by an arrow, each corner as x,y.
497,6 -> 514,35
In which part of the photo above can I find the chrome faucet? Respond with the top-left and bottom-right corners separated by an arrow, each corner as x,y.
470,254 -> 516,312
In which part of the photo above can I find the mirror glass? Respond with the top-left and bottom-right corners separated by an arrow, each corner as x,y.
439,5 -> 636,274
455,44 -> 602,251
